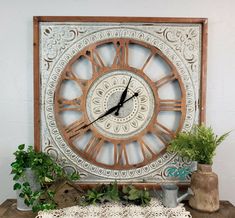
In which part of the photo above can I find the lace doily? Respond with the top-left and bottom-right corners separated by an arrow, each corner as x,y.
36,198 -> 191,218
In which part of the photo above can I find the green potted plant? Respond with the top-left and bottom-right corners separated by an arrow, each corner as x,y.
82,182 -> 151,206
167,124 -> 229,212
11,144 -> 80,212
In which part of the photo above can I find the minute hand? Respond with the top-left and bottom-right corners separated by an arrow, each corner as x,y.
115,76 -> 132,116
80,92 -> 139,130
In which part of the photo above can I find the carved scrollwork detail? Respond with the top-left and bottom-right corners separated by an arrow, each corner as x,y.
155,27 -> 199,72
152,155 -> 193,182
41,26 -> 88,70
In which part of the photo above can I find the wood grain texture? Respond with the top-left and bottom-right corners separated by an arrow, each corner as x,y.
184,200 -> 235,218
33,17 -> 40,152
200,19 -> 208,124
0,199 -> 36,218
34,16 -> 207,24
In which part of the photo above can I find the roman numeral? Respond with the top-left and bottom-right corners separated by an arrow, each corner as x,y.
84,136 -> 103,160
112,40 -> 129,67
113,143 -> 129,167
57,97 -> 82,112
64,120 -> 86,140
152,122 -> 175,146
159,99 -> 182,111
155,74 -> 177,88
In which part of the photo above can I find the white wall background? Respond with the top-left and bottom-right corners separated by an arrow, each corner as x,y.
1,0 -> 235,205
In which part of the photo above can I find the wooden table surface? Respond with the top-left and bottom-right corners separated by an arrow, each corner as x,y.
183,200 -> 235,218
1,199 -> 235,218
0,199 -> 36,218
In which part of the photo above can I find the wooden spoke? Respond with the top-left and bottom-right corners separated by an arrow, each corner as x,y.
113,143 -> 117,166
114,143 -> 129,167
152,122 -> 175,146
139,139 -> 157,163
64,120 -> 86,140
155,73 -> 177,88
84,49 -> 105,74
62,70 -> 87,89
93,50 -> 105,68
159,99 -> 182,111
112,40 -> 129,67
57,97 -> 82,112
141,53 -> 154,72
84,136 -> 103,160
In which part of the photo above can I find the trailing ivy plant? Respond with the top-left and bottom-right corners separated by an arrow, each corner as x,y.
82,182 -> 150,206
167,125 -> 230,165
11,144 -> 80,212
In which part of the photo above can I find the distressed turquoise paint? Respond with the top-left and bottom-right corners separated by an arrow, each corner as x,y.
166,166 -> 192,180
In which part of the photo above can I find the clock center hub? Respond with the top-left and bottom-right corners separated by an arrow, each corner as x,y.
105,89 -> 137,120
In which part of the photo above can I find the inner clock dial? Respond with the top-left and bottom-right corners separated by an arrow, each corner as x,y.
86,70 -> 155,139
54,38 -> 186,170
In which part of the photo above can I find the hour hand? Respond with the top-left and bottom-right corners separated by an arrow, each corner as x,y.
115,76 -> 132,116
79,92 -> 139,130
80,104 -> 120,130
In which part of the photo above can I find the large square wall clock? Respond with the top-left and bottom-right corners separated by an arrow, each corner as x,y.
34,17 -> 207,185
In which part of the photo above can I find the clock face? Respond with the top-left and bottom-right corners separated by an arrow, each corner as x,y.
86,70 -> 155,140
54,38 -> 186,170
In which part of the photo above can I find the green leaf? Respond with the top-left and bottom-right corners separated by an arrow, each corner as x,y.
23,182 -> 30,187
18,144 -> 25,150
19,193 -> 24,198
128,189 -> 139,200
44,177 -> 53,183
13,183 -> 21,190
167,124 -> 230,164
122,186 -> 129,194
11,162 -> 19,168
47,190 -> 55,199
216,131 -> 230,146
24,198 -> 31,206
69,172 -> 80,181
13,174 -> 21,181
32,191 -> 42,200
144,191 -> 150,199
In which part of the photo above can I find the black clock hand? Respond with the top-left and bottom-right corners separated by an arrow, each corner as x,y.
80,92 -> 138,130
115,76 -> 132,116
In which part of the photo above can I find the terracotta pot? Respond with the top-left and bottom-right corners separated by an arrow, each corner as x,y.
189,164 -> 219,212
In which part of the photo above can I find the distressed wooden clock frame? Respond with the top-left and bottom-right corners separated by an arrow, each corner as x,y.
34,16 -> 207,187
